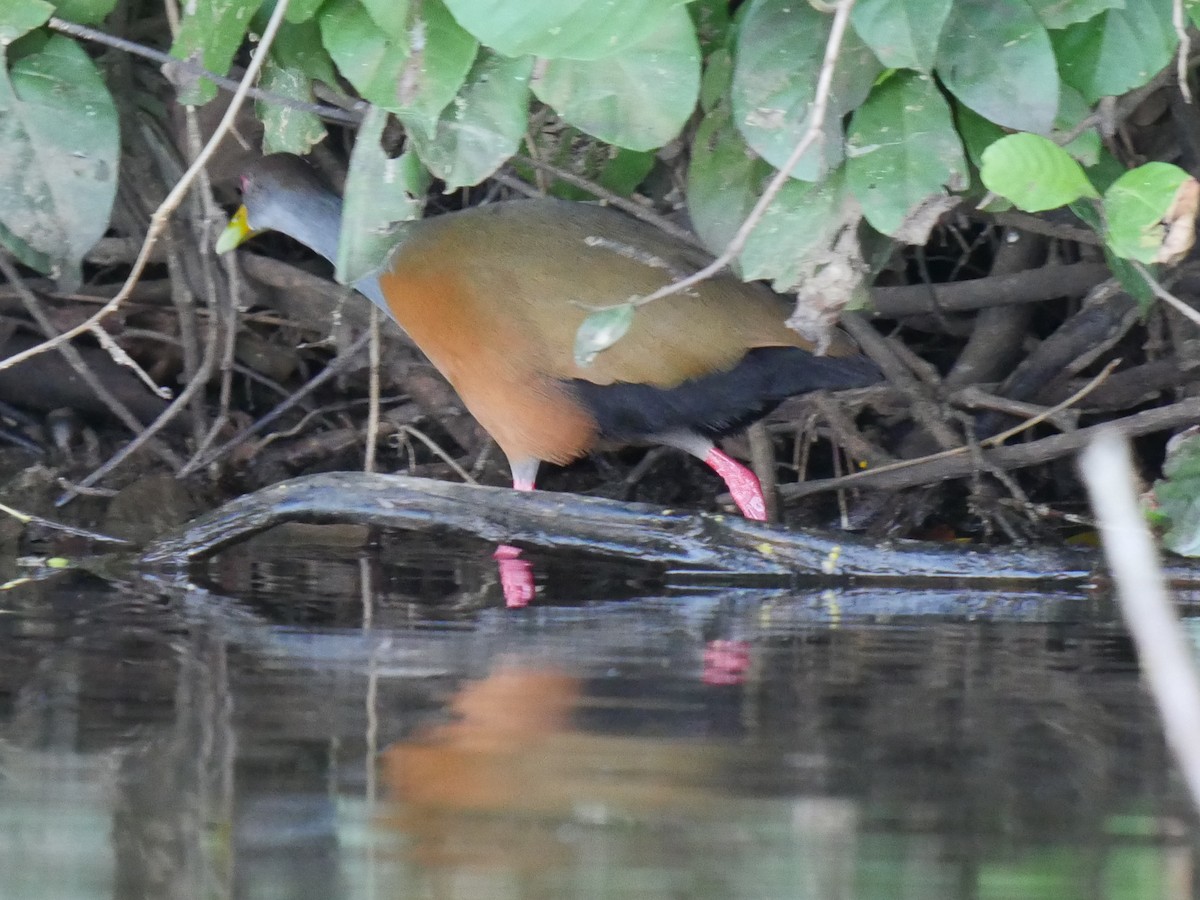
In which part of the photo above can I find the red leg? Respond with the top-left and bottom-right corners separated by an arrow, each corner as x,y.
493,543 -> 535,608
702,639 -> 751,685
704,447 -> 768,521
494,466 -> 538,608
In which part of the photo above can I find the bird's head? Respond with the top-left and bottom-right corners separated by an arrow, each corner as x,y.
216,154 -> 336,254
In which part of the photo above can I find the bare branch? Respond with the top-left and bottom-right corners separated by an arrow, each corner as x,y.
0,0 -> 293,376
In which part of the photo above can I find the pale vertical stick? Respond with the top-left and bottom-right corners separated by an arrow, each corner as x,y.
365,304 -> 381,473
1080,429 -> 1200,812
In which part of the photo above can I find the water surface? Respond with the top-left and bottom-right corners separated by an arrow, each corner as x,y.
0,526 -> 1193,898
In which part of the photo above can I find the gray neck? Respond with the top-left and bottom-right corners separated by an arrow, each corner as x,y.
275,188 -> 344,264
266,185 -> 392,317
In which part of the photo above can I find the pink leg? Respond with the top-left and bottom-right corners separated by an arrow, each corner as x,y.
702,639 -> 751,686
494,464 -> 539,608
704,447 -> 768,521
493,543 -> 534,608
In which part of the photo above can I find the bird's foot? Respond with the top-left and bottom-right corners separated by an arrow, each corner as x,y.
704,447 -> 768,521
493,543 -> 535,608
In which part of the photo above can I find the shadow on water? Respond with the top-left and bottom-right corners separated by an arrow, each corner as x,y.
0,524 -> 1196,898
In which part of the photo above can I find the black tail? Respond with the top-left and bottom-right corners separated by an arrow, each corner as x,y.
572,346 -> 881,441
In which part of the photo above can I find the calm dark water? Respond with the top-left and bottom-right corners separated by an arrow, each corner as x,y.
0,525 -> 1194,899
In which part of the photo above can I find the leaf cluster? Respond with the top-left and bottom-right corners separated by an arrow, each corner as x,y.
0,0 -> 1194,301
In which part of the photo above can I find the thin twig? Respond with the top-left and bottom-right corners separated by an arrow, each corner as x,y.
986,359 -> 1121,444
57,110 -> 240,502
396,425 -> 477,485
165,116 -> 207,445
1174,0 -> 1193,105
0,501 -> 129,545
365,305 -> 381,473
615,0 -> 858,313
47,16 -> 362,124
1054,68 -> 1175,146
951,386 -> 1081,433
0,0 -> 292,376
786,380 -> 1200,501
490,172 -> 546,200
511,156 -> 708,250
521,129 -> 551,194
786,359 -> 1121,495
1134,260 -> 1200,326
0,254 -> 181,466
179,330 -> 372,476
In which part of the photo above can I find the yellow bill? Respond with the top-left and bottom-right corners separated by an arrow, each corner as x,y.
215,206 -> 262,254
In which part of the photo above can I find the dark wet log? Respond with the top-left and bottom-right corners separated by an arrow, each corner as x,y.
943,231 -> 1044,390
0,331 -> 169,425
141,471 -> 1108,589
984,211 -> 1102,245
1036,358 -> 1200,412
869,262 -> 1110,317
979,287 -> 1140,437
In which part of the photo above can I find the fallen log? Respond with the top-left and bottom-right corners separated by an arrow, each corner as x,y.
140,472 -> 1120,592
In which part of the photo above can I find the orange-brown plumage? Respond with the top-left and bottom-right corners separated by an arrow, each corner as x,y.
375,265 -> 598,465
220,154 -> 881,521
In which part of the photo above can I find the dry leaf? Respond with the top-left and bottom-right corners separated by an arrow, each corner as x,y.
1156,177 -> 1200,265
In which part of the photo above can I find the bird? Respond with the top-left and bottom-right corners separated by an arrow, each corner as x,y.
217,154 -> 880,528
379,665 -> 737,870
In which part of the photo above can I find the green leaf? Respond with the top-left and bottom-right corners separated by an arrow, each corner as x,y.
1072,196 -> 1158,305
1150,429 -> 1200,556
169,0 -> 265,105
534,6 -> 699,151
393,0 -> 477,134
405,51 -> 532,191
955,102 -> 1007,170
732,0 -> 880,181
0,0 -> 51,45
1068,197 -> 1102,230
362,0 -> 409,37
1053,0 -> 1177,102
689,0 -> 730,53
687,104 -> 766,264
1085,148 -> 1125,193
1053,83 -> 1100,166
255,18 -> 337,151
441,0 -> 686,60
1103,161 -> 1190,263
936,0 -> 1058,134
980,133 -> 1098,212
257,58 -> 326,154
284,0 -> 327,22
699,46 -> 731,113
846,72 -> 967,238
574,303 -> 635,367
267,18 -> 338,85
1102,244 -> 1157,311
0,34 -> 119,288
1027,0 -> 1123,28
337,106 -> 429,285
319,0 -> 410,108
687,103 -> 853,291
851,0 -> 952,72
595,150 -> 655,197
47,0 -> 118,25
321,0 -> 474,125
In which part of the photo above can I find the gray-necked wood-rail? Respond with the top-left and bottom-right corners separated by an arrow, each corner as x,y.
218,154 -> 880,528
